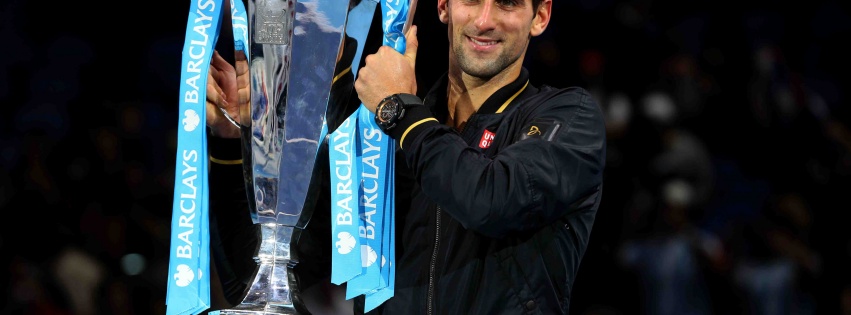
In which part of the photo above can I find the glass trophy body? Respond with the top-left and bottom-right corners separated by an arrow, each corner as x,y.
216,0 -> 376,314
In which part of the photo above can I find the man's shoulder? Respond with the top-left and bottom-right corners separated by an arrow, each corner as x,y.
536,84 -> 592,98
523,85 -> 599,113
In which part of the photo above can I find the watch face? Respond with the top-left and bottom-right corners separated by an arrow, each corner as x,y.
378,98 -> 398,124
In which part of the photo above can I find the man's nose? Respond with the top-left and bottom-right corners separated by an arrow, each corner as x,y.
473,0 -> 497,30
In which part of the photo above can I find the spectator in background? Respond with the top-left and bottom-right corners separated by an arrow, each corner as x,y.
618,176 -> 730,315
617,83 -> 740,315
730,191 -> 820,315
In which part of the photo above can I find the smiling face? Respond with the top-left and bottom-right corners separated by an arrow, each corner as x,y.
438,0 -> 551,79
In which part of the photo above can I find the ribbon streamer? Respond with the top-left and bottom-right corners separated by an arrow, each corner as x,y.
166,0 -> 225,314
330,0 -> 415,312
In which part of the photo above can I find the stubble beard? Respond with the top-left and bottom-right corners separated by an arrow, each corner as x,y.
453,33 -> 520,79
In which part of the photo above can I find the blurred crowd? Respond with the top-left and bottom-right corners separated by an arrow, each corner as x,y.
1,0 -> 849,314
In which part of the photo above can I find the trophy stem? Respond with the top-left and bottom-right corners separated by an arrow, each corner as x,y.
219,223 -> 299,315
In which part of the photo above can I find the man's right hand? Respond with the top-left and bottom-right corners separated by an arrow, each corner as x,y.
206,50 -> 250,138
354,25 -> 419,114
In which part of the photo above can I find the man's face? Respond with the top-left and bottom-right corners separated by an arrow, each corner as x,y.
439,0 -> 550,79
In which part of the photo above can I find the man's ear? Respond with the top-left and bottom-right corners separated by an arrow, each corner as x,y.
530,0 -> 552,37
437,0 -> 449,24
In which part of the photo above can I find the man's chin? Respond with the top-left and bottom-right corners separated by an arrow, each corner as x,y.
460,63 -> 501,79
455,47 -> 507,78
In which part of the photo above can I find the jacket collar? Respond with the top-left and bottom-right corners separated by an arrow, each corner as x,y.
424,67 -> 537,123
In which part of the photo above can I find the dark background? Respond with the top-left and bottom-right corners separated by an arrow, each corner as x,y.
2,0 -> 850,314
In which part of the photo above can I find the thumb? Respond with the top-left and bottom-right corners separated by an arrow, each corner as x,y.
404,25 -> 418,62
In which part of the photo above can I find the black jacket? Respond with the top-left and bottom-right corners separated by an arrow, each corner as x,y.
207,67 -> 606,315
367,68 -> 607,314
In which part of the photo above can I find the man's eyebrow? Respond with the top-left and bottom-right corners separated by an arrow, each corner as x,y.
496,0 -> 524,7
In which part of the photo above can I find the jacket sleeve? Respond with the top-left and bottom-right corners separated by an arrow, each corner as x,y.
389,88 -> 606,238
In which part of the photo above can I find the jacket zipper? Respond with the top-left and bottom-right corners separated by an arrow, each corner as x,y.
428,103 -> 475,314
427,205 -> 442,315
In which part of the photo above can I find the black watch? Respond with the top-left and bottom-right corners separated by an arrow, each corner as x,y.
374,93 -> 421,132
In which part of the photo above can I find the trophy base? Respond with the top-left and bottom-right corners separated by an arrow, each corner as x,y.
217,304 -> 297,315
216,223 -> 303,315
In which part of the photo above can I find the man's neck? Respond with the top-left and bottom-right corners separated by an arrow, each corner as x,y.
446,63 -> 522,131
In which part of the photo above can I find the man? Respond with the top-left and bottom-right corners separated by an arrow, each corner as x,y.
205,0 -> 606,313
351,0 -> 606,313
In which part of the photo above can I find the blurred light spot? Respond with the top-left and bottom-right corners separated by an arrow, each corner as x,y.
642,91 -> 677,126
663,179 -> 694,208
607,92 -> 632,126
121,253 -> 146,276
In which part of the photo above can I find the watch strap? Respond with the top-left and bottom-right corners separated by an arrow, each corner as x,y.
395,93 -> 422,106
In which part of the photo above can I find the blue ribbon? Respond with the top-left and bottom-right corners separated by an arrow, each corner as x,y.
364,143 -> 396,311
334,0 -> 410,311
344,105 -> 391,300
230,0 -> 249,58
166,0 -> 224,314
363,0 -> 411,310
330,116 -> 364,284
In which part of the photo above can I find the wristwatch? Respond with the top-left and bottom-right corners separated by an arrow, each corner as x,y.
374,93 -> 421,132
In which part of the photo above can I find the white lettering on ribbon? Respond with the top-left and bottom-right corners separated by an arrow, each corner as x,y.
333,128 -> 354,226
